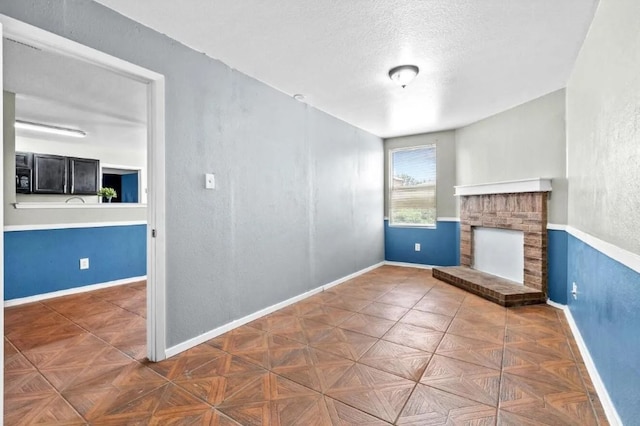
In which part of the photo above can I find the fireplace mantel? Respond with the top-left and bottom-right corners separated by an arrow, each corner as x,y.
454,178 -> 552,197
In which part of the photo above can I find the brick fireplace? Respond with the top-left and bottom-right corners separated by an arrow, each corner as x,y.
433,178 -> 552,306
460,191 -> 548,292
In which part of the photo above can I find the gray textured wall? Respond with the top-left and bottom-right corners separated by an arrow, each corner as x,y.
0,1 -> 384,347
384,131 -> 457,219
455,90 -> 568,224
567,0 -> 640,255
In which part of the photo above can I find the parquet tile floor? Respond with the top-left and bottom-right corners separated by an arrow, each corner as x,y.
4,267 -> 609,425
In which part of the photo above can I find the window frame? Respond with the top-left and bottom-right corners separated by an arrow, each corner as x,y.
388,144 -> 437,228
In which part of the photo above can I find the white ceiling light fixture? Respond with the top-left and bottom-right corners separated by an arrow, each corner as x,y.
388,65 -> 420,88
14,119 -> 87,138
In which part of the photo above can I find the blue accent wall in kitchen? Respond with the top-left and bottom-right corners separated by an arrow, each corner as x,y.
384,220 -> 459,266
121,172 -> 139,203
567,233 -> 640,422
4,224 -> 146,300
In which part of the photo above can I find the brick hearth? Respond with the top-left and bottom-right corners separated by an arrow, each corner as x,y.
432,266 -> 546,307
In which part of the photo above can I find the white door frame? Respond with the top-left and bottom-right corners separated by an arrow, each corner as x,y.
0,19 -> 5,421
0,15 -> 167,361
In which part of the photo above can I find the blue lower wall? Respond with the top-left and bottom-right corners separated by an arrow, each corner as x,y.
384,221 -> 637,421
567,233 -> 640,423
5,225 -> 147,300
384,221 -> 569,294
384,220 -> 459,266
547,229 -> 568,304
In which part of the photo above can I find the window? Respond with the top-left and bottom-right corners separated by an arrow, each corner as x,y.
101,166 -> 142,203
389,145 -> 436,226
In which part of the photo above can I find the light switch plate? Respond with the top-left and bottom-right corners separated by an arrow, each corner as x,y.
205,173 -> 215,189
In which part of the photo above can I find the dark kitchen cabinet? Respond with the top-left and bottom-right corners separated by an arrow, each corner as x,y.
69,158 -> 99,195
33,154 -> 68,194
20,152 -> 100,196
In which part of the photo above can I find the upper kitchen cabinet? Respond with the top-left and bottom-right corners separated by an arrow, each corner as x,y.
25,153 -> 100,195
33,154 -> 68,194
69,157 -> 100,195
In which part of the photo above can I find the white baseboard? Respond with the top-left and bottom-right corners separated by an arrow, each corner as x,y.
546,301 -> 622,425
545,300 -> 565,310
4,276 -> 147,307
164,262 -> 384,358
384,261 -> 434,269
322,262 -> 385,290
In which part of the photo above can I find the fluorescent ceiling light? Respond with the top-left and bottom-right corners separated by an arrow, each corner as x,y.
389,65 -> 420,88
14,120 -> 86,138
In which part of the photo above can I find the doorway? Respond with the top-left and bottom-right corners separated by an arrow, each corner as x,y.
0,13 -> 167,369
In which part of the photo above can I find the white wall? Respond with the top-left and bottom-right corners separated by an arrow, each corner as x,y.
567,0 -> 640,254
455,90 -> 567,224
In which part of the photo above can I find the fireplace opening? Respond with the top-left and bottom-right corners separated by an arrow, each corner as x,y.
472,227 -> 524,284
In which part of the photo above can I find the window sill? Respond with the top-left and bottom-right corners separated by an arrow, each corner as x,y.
13,202 -> 147,209
388,223 -> 437,229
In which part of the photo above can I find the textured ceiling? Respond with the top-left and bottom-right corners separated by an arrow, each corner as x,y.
95,0 -> 599,138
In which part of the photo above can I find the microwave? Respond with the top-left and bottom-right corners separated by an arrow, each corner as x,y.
16,167 -> 32,193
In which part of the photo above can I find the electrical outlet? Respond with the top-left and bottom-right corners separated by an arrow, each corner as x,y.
80,258 -> 90,270
572,282 -> 578,299
414,243 -> 421,252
